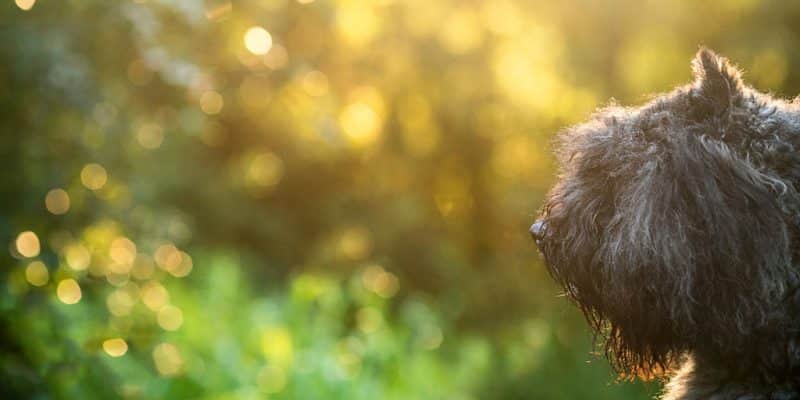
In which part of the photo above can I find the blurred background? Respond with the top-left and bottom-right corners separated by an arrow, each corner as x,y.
1,0 -> 798,398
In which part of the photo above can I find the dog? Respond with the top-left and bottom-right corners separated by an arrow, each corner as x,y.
531,48 -> 800,399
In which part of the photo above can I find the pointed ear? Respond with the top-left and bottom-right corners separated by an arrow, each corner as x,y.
691,48 -> 743,116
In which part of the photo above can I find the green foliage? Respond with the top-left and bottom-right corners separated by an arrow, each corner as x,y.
1,0 -> 797,398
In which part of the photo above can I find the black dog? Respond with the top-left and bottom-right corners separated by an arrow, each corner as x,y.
532,48 -> 800,399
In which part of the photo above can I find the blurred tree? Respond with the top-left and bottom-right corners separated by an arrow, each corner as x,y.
1,0 -> 798,398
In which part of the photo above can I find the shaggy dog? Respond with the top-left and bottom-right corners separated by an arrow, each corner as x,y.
531,49 -> 800,399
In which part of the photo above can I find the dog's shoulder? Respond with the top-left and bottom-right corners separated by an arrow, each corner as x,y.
662,355 -> 799,400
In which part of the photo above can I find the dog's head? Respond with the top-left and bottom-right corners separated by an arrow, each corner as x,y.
533,48 -> 800,377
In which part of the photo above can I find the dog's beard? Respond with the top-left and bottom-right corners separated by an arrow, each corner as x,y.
541,223 -> 794,378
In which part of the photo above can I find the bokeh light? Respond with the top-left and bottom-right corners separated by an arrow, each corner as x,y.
109,237 -> 137,271
15,231 -> 40,258
199,91 -> 224,115
56,279 -> 82,304
156,305 -> 184,331
102,338 -> 129,357
337,226 -> 371,260
15,0 -> 35,11
361,264 -> 399,299
169,252 -> 193,277
152,343 -> 183,376
154,244 -> 183,272
80,163 -> 108,190
107,288 -> 136,316
45,189 -> 71,215
244,151 -> 284,193
25,261 -> 49,287
338,86 -> 385,147
136,123 -> 164,149
339,102 -> 381,146
131,254 -> 156,280
263,44 -> 288,69
244,26 -> 273,55
64,244 -> 91,271
141,281 -> 169,311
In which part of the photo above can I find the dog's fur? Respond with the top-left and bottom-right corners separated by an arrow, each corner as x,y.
534,49 -> 800,399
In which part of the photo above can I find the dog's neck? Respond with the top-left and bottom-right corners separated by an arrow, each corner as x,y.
660,285 -> 800,399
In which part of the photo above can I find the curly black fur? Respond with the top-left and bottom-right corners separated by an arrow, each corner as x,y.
534,48 -> 800,399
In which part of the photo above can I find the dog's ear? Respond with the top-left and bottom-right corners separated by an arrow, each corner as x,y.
690,48 -> 744,117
